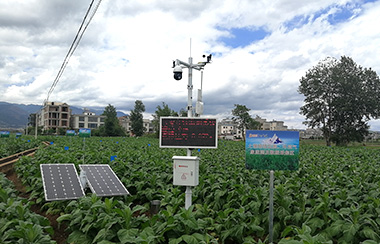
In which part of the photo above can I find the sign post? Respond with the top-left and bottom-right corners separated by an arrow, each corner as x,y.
245,130 -> 299,243
79,129 -> 91,164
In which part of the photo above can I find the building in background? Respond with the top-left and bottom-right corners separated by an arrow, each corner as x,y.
34,102 -> 292,137
118,115 -> 154,135
254,116 -> 288,131
218,116 -> 289,140
71,108 -> 105,129
218,118 -> 243,139
118,115 -> 131,133
38,101 -> 71,132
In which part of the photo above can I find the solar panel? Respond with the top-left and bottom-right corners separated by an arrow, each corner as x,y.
79,164 -> 129,196
40,164 -> 85,201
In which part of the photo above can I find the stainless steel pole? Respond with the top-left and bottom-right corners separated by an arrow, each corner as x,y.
269,170 -> 274,243
185,56 -> 193,210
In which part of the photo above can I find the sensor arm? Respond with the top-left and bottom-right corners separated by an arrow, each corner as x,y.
175,59 -> 205,70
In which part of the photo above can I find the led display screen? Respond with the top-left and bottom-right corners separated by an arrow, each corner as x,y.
160,117 -> 217,148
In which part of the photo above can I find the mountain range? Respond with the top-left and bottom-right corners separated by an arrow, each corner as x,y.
0,101 -> 127,129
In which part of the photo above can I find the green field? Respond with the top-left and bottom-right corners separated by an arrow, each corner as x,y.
2,136 -> 380,243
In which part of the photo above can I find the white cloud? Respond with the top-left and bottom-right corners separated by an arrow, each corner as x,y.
1,0 -> 380,130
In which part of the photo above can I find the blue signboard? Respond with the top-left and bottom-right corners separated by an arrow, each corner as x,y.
79,128 -> 91,138
66,130 -> 76,136
245,130 -> 299,170
0,131 -> 10,138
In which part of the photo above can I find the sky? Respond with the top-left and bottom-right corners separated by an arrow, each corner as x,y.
1,0 -> 380,130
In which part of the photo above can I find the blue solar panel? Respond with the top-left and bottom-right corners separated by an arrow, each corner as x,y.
40,164 -> 85,201
79,164 -> 129,197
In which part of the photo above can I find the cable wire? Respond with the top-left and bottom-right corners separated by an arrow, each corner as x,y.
46,0 -> 102,102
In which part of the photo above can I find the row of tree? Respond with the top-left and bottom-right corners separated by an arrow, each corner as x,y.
72,56 -> 380,146
99,100 -> 263,139
94,100 -> 147,137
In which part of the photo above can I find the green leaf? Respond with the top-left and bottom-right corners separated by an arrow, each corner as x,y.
56,213 -> 72,223
278,239 -> 302,244
182,234 -> 198,244
191,232 -> 205,241
361,240 -> 379,244
307,217 -> 325,231
169,237 -> 183,244
281,226 -> 296,238
93,228 -> 116,243
98,241 -> 117,244
117,228 -> 139,244
362,227 -> 380,242
67,230 -> 92,244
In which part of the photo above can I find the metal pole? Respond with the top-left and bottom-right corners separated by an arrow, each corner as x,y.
187,57 -> 193,118
185,55 -> 193,210
34,113 -> 38,139
83,137 -> 86,164
269,170 -> 274,243
185,186 -> 192,210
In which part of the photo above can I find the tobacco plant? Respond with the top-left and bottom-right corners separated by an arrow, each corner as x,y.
10,136 -> 380,243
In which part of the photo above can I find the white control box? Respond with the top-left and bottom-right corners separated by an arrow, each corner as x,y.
172,156 -> 199,186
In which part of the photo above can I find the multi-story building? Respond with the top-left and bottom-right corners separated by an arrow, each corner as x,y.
218,118 -> 242,139
118,115 -> 131,132
71,109 -> 105,129
143,119 -> 154,133
118,115 -> 154,135
254,116 -> 288,131
39,101 -> 71,132
218,116 -> 289,139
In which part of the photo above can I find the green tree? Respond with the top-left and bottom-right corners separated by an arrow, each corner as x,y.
100,104 -> 125,137
232,104 -> 261,140
130,100 -> 146,137
298,56 -> 380,146
179,108 -> 187,117
152,102 -> 178,138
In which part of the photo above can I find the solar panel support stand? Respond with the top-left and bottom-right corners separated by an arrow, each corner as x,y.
79,170 -> 88,190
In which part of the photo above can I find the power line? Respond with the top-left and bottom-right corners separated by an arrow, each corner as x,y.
46,0 -> 102,102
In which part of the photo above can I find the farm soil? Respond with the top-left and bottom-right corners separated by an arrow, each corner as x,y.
6,168 -> 69,244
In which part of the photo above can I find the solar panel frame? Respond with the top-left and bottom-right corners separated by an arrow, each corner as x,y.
79,164 -> 130,197
40,164 -> 85,201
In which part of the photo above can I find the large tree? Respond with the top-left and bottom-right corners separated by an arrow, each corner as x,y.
232,104 -> 261,140
298,56 -> 380,146
100,104 -> 125,136
152,102 -> 178,138
130,100 -> 146,137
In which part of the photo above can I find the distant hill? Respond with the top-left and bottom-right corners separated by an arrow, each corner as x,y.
0,101 -> 127,129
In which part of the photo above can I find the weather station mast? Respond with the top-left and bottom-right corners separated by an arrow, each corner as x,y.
172,53 -> 212,119
159,41 -> 217,210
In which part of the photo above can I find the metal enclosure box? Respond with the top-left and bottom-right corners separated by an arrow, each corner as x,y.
172,156 -> 199,186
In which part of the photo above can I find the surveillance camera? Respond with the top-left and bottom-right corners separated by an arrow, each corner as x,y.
173,65 -> 182,80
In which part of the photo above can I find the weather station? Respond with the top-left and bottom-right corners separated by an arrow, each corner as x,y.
160,45 -> 217,210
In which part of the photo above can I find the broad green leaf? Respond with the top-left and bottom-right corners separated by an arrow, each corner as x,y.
67,230 -> 92,244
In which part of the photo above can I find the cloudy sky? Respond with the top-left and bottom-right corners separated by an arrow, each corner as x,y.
1,0 -> 380,130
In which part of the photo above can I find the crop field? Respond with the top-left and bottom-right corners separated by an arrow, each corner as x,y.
1,136 -> 380,243
0,137 -> 40,158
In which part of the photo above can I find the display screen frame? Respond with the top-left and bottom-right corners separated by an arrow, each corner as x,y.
159,117 -> 218,149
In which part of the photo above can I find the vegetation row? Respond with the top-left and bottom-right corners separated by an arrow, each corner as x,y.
2,136 -> 380,243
